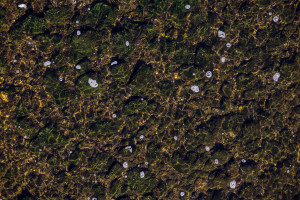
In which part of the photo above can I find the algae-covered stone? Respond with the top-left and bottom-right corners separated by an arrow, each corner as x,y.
110,179 -> 128,198
45,7 -> 73,26
92,183 -> 106,199
84,3 -> 118,30
70,31 -> 100,63
30,125 -> 68,153
122,98 -> 157,115
146,142 -> 161,162
138,0 -> 167,17
112,29 -> 134,59
127,168 -> 157,193
128,60 -> 155,96
88,152 -> 110,171
110,63 -> 131,84
0,6 -> 9,31
37,34 -> 63,52
171,150 -> 197,174
76,72 -> 102,95
44,69 -> 74,106
211,149 -> 231,165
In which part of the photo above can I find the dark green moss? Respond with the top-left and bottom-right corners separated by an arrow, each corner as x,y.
45,7 -> 73,26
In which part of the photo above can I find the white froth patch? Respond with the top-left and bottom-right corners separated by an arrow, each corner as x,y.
88,78 -> 98,88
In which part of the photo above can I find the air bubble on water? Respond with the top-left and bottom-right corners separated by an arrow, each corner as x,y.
191,85 -> 199,93
88,78 -> 98,88
218,30 -> 226,38
140,171 -> 145,178
185,5 -> 191,9
205,146 -> 210,151
230,180 -> 236,189
123,162 -> 128,168
206,71 -> 212,78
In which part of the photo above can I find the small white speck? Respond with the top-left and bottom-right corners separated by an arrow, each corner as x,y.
242,159 -> 246,163
126,41 -> 130,46
214,159 -> 219,164
124,175 -> 127,178
75,64 -> 81,69
82,176 -> 85,179
269,12 -> 272,16
222,132 -> 224,135
112,113 -> 117,118
16,70 -> 20,73
88,7 -> 90,10
77,30 -> 81,36
18,126 -> 20,128
206,71 -> 212,78
76,20 -> 79,23
94,180 -> 97,183
218,30 -> 226,38
174,136 -> 178,140
94,174 -> 96,176
292,135 -> 295,137
273,72 -> 280,82
287,170 -> 290,173
140,135 -> 144,139
185,5 -> 191,10
24,135 -> 27,139
43,61 -> 51,67
180,191 -> 185,197
141,98 -> 144,101
70,151 -> 73,154
273,16 -> 279,22
123,162 -> 128,168
34,160 -> 37,162
191,85 -> 199,93
111,61 -> 118,66
39,149 -> 42,151
140,171 -> 145,178
192,73 -> 196,76
137,164 -> 140,167
13,59 -> 17,62
59,78 -> 63,81
145,161 -> 148,165
125,146 -> 132,153
226,43 -> 231,48
230,180 -> 236,189
221,57 -> 226,63
92,198 -> 97,200
18,4 -> 27,9
205,146 -> 210,151
88,78 -> 98,88
222,110 -> 224,113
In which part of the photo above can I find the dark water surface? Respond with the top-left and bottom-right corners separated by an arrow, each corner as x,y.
0,0 -> 299,199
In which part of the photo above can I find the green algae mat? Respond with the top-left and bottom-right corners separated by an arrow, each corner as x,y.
0,0 -> 299,199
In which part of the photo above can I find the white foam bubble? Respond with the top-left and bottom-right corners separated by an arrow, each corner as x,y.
43,61 -> 51,66
205,146 -> 210,151
218,30 -> 226,38
206,71 -> 212,78
273,16 -> 279,22
111,61 -> 118,66
191,85 -> 199,93
230,180 -> 236,189
126,41 -> 130,46
123,162 -> 128,168
140,171 -> 145,178
185,5 -> 191,9
125,146 -> 132,153
221,57 -> 226,63
180,191 -> 185,197
88,78 -> 98,88
273,72 -> 280,81
18,4 -> 27,9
